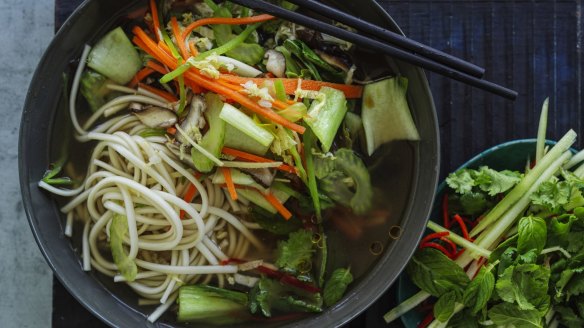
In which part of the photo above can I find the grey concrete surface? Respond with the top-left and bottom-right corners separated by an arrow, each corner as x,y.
0,0 -> 54,327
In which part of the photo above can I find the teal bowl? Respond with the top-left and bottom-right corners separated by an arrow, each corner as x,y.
396,138 -> 563,327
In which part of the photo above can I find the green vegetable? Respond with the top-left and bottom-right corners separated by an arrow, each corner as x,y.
210,8 -> 265,65
275,230 -> 315,275
177,285 -> 249,324
220,103 -> 274,147
317,148 -> 373,215
530,179 -> 571,213
488,303 -> 542,328
517,216 -> 547,255
79,70 -> 115,112
223,124 -> 270,155
236,187 -> 291,214
556,305 -> 584,328
361,77 -> 419,156
274,79 -> 287,101
406,248 -> 470,298
191,93 -> 226,173
87,27 -> 142,85
138,127 -> 166,138
323,268 -> 353,307
433,290 -> 457,322
109,214 -> 137,282
42,158 -> 74,186
462,266 -> 495,314
249,277 -> 322,317
304,128 -> 322,221
303,86 -> 347,152
249,205 -> 302,235
447,309 -> 479,328
446,167 -> 523,196
283,40 -> 344,82
495,264 -> 551,314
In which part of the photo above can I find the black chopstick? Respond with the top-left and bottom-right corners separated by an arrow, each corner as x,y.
285,0 -> 485,78
229,0 -> 518,100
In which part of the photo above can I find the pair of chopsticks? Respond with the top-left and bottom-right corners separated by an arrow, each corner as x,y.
229,0 -> 518,100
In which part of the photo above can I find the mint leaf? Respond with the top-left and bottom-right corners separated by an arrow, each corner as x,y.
474,166 -> 522,196
495,264 -> 550,314
463,266 -> 495,314
406,248 -> 470,297
249,277 -> 322,317
323,268 -> 353,306
488,303 -> 542,328
568,232 -> 584,253
517,216 -> 547,255
490,235 -> 518,263
446,169 -> 475,194
434,290 -> 457,322
556,306 -> 584,328
566,271 -> 584,299
448,309 -> 479,328
275,230 -> 315,275
547,214 -> 577,248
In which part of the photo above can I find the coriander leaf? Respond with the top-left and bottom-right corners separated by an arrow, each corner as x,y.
323,268 -> 353,307
495,264 -> 550,314
565,186 -> 584,210
275,230 -> 315,275
448,309 -> 480,328
556,306 -> 584,328
459,191 -> 490,216
249,277 -> 322,317
518,249 -> 539,265
488,303 -> 542,328
406,248 -> 470,298
517,216 -> 547,255
547,214 -> 577,248
530,180 -> 571,213
434,290 -> 457,322
474,166 -> 522,196
463,266 -> 495,314
446,169 -> 475,194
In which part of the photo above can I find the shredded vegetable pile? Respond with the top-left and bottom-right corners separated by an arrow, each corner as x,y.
385,100 -> 584,328
39,0 -> 421,324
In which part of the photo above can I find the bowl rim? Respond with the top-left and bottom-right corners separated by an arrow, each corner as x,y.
19,1 -> 440,327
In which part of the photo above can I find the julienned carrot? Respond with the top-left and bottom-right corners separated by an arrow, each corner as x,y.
132,26 -> 306,134
129,67 -> 155,88
166,126 -> 177,135
180,182 -> 198,219
170,16 -> 189,60
139,83 -> 178,103
188,41 -> 199,56
146,60 -> 169,75
219,75 -> 364,99
181,14 -> 275,41
149,0 -> 161,42
264,192 -> 292,220
221,147 -> 297,174
221,168 -> 238,201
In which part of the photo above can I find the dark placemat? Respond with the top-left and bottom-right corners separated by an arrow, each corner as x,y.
52,0 -> 584,327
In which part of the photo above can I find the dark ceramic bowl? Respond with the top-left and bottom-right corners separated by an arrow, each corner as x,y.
19,1 -> 439,327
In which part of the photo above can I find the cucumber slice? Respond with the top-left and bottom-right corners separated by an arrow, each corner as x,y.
362,77 -> 420,156
224,124 -> 270,156
87,27 -> 142,85
219,103 -> 274,147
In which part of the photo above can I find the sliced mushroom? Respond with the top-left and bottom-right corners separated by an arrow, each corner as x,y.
240,167 -> 276,188
132,106 -> 177,128
176,95 -> 206,146
264,50 -> 286,78
314,49 -> 352,72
